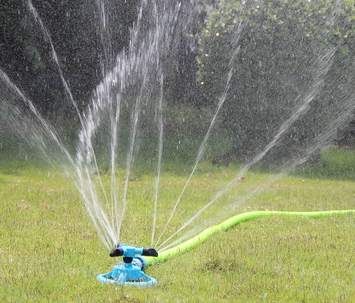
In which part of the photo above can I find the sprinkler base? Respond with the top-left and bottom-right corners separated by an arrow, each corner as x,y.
97,258 -> 157,287
97,244 -> 158,287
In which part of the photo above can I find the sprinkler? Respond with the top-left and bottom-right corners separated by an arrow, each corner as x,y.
96,210 -> 355,287
97,244 -> 159,287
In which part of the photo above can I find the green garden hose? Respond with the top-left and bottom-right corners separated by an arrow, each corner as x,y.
144,209 -> 355,266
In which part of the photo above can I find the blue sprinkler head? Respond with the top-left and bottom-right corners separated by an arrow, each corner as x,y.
97,244 -> 159,287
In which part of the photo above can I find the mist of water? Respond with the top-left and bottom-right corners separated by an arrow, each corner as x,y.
156,47 -> 336,249
154,19 -> 245,247
161,79 -> 355,251
151,73 -> 165,246
1,0 -> 353,252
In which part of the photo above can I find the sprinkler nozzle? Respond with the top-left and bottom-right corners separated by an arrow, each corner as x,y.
109,244 -> 158,258
142,248 -> 158,257
109,247 -> 124,257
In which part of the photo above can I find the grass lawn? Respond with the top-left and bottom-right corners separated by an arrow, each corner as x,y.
0,147 -> 354,302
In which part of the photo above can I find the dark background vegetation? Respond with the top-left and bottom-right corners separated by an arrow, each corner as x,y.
0,0 -> 354,162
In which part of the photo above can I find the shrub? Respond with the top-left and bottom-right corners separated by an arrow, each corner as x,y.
198,0 -> 355,162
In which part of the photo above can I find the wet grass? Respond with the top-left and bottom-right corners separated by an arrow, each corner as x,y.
0,147 -> 354,302
298,147 -> 355,181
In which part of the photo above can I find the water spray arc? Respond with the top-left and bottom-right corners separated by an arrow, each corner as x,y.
156,48 -> 337,250
154,19 -> 245,248
1,0 -> 355,291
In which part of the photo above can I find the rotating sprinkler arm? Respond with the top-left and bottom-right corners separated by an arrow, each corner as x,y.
109,244 -> 158,260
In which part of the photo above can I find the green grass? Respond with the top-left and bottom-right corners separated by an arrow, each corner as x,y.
0,147 -> 354,302
299,147 -> 355,180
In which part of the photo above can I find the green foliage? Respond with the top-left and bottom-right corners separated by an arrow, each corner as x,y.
163,104 -> 233,162
0,0 -> 139,119
298,146 -> 355,179
198,0 -> 355,160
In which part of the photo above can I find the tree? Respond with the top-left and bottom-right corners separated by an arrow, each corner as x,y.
198,0 -> 355,162
0,0 -> 139,120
